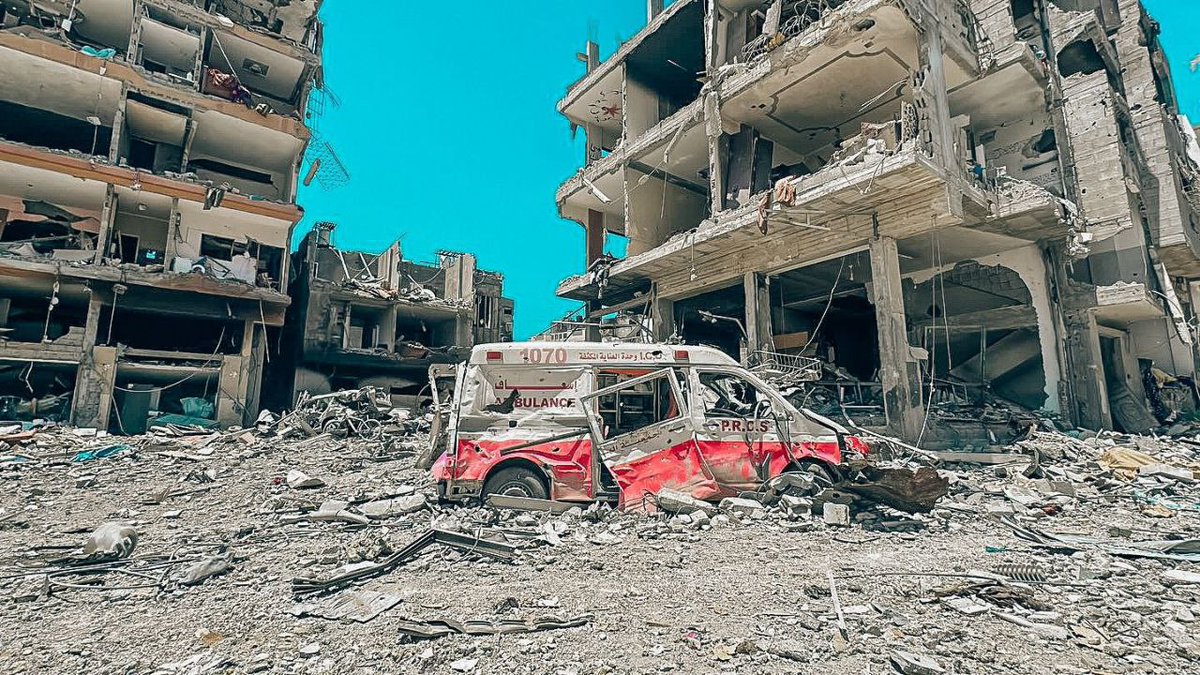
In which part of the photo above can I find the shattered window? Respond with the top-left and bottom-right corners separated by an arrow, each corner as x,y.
595,370 -> 681,439
697,371 -> 762,418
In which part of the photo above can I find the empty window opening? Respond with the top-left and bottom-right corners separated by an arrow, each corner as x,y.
396,315 -> 457,349
187,158 -> 278,199
0,361 -> 77,422
0,296 -> 88,344
594,370 -> 682,438
200,234 -> 236,260
676,284 -> 747,360
116,234 -> 140,264
199,235 -> 283,286
1057,40 -> 1105,78
187,159 -> 274,185
1,203 -> 96,254
112,377 -> 219,435
102,308 -> 242,354
0,101 -> 112,156
1010,0 -> 1036,21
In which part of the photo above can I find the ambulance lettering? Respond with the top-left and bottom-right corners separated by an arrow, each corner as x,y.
717,419 -> 774,433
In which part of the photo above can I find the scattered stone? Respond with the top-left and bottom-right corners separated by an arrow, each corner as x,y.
719,497 -> 765,517
286,470 -> 325,489
890,650 -> 944,675
82,522 -> 138,560
657,489 -> 718,517
1162,570 -> 1200,586
822,502 -> 850,527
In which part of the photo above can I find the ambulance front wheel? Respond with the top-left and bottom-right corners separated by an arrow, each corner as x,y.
482,466 -> 549,500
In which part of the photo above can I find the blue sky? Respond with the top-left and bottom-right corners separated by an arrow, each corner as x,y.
298,1 -> 1199,339
295,1 -> 652,339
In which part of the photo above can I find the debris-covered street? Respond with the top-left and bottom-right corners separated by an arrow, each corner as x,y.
3,390 -> 1199,674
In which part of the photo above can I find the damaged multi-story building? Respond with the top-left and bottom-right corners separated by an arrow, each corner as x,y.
269,223 -> 514,409
0,0 -> 322,431
555,0 -> 1200,443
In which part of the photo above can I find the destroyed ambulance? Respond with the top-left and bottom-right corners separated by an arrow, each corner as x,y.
432,343 -> 870,510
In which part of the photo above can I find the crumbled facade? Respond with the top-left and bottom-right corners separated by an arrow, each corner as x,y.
554,0 -> 1200,443
0,0 -> 322,431
271,223 -> 514,409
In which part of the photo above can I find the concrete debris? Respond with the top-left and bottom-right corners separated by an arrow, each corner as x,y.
292,590 -> 406,623
285,469 -> 325,489
822,502 -> 851,527
890,650 -> 945,675
656,488 -> 719,517
395,613 -> 593,640
177,557 -> 232,586
1,409 -> 1199,672
81,523 -> 138,561
718,497 -> 766,517
836,465 -> 951,514
1162,570 -> 1200,586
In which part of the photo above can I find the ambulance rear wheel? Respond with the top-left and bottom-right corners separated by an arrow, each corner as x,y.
483,467 -> 548,500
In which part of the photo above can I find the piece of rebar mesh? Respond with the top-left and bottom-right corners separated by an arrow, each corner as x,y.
305,140 -> 350,191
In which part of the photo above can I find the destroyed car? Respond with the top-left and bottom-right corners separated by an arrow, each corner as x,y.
432,343 -> 869,509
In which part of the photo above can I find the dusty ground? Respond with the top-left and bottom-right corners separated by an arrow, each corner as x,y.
2,425 -> 1199,675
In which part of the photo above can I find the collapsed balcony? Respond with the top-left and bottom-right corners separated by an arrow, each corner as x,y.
559,143 -> 950,304
558,0 -> 705,168
721,0 -> 980,84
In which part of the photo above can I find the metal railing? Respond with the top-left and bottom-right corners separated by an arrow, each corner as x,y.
748,350 -> 823,385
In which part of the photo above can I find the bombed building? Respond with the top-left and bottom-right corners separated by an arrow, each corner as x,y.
0,0 -> 322,430
271,223 -> 514,410
555,0 -> 1200,443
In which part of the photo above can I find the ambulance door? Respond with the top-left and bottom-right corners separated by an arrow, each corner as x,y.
690,367 -> 784,491
580,369 -> 720,507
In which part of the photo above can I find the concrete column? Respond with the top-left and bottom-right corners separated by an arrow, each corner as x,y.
71,294 -> 113,429
216,355 -> 242,427
164,198 -> 180,263
126,0 -> 144,58
1045,245 -> 1108,429
108,87 -> 128,163
378,306 -> 398,351
869,236 -> 925,441
744,272 -> 772,354
93,185 -> 117,263
238,320 -> 255,425
193,26 -> 209,89
916,15 -> 956,176
650,295 -> 675,342
586,209 -> 606,267
454,312 -> 473,348
704,93 -> 727,214
915,11 -> 964,220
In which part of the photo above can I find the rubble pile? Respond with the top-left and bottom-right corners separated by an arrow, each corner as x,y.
1,415 -> 1199,673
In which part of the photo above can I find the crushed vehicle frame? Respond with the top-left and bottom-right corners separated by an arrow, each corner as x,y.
432,342 -> 868,510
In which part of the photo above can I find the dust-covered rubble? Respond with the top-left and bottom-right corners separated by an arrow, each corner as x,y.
1,406 -> 1199,674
